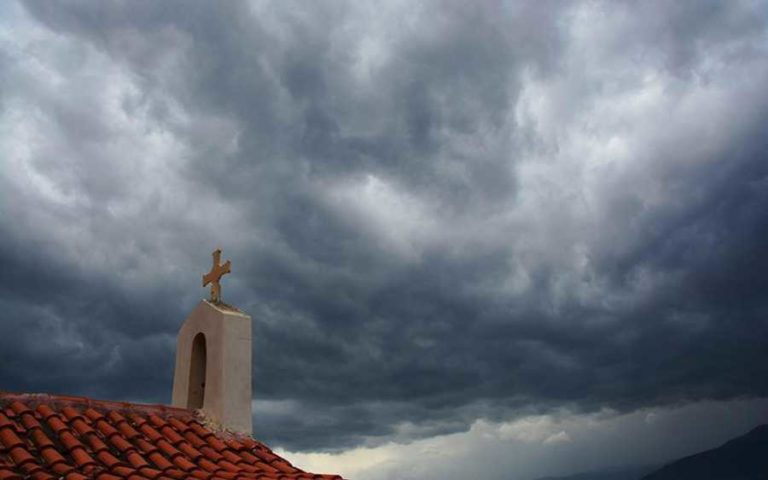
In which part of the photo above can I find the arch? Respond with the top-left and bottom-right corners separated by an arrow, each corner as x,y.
188,332 -> 207,409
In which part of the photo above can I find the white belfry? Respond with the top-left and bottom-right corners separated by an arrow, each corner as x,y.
172,250 -> 253,434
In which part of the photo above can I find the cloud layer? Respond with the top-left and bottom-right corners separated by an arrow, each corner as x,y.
1,0 -> 768,459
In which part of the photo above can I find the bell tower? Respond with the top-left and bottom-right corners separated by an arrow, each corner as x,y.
171,250 -> 253,434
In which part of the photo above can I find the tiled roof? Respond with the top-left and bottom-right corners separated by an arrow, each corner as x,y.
0,392 -> 342,480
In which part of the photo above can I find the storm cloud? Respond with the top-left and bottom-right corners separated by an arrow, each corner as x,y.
1,0 -> 768,464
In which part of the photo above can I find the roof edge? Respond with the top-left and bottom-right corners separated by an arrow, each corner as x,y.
0,389 -> 193,418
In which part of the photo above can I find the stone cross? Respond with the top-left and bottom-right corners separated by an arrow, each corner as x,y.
202,248 -> 231,304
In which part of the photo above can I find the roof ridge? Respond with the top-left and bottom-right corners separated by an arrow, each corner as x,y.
0,390 -> 192,418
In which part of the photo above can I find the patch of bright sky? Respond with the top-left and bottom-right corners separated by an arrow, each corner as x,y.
282,398 -> 768,480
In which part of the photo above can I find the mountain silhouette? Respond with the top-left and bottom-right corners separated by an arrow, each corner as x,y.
641,424 -> 768,480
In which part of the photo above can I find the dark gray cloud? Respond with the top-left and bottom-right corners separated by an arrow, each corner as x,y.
1,0 -> 768,458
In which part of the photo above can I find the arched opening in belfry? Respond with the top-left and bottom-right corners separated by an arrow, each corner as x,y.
188,332 -> 207,409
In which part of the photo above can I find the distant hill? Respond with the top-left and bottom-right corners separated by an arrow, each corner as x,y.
641,424 -> 768,480
534,465 -> 658,480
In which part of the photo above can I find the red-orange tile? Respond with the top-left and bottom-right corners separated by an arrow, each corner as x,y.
253,461 -> 278,473
167,418 -> 191,434
270,460 -> 296,474
70,447 -> 96,468
224,439 -> 245,451
198,458 -> 218,472
161,426 -> 184,445
238,438 -> 258,450
60,431 -> 86,452
28,472 -> 54,480
60,406 -> 83,421
95,450 -> 122,468
111,465 -> 137,477
95,420 -> 119,438
232,462 -> 258,474
135,437 -> 160,454
45,416 -> 68,434
96,473 -> 122,480
83,408 -> 105,422
209,472 -> 237,480
108,433 -> 134,452
84,432 -> 110,453
147,415 -> 165,427
64,472 -> 89,480
200,445 -> 223,461
0,469 -> 22,480
117,421 -> 142,439
29,429 -> 54,449
217,460 -> 241,473
238,451 -> 260,464
221,450 -> 243,464
178,442 -> 203,459
141,424 -> 164,442
157,439 -> 181,458
70,418 -> 95,436
0,429 -> 24,449
125,451 -> 150,468
188,469 -> 212,480
8,402 -> 31,416
39,446 -> 67,466
50,462 -> 74,475
253,450 -> 279,463
139,466 -> 163,479
147,451 -> 174,471
163,468 -> 189,479
172,455 -> 197,471
184,431 -> 208,449
10,442 -> 34,461
34,405 -> 56,420
0,413 -> 15,430
189,423 -> 212,439
19,413 -> 42,430
18,461 -> 43,475
205,436 -> 227,452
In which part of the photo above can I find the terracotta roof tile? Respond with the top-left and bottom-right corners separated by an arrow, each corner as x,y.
50,461 -> 74,475
111,465 -> 136,477
200,445 -> 224,462
97,473 -> 123,480
184,431 -> 208,449
86,432 -> 111,453
110,434 -> 136,453
172,455 -> 197,471
18,413 -> 42,431
29,472 -> 54,480
70,446 -> 97,468
7,446 -> 36,467
60,430 -> 85,451
147,451 -> 174,470
162,468 -> 187,479
0,430 -> 24,450
0,392 -> 343,480
126,451 -> 150,468
46,416 -> 69,434
39,446 -> 67,466
177,441 -> 203,460
160,426 -> 185,446
96,450 -> 123,468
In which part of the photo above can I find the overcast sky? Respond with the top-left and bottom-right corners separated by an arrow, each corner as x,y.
1,1 -> 768,479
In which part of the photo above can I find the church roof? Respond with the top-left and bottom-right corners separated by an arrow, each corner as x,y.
0,392 -> 342,480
